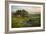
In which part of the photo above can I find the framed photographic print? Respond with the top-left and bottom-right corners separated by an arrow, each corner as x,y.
5,1 -> 45,34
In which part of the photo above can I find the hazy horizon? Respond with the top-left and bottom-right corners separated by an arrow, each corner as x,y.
11,6 -> 41,14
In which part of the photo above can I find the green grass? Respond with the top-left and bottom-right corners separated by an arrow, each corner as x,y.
12,14 -> 41,28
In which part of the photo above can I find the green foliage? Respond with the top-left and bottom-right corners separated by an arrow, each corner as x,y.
12,16 -> 30,28
12,9 -> 41,28
15,9 -> 28,17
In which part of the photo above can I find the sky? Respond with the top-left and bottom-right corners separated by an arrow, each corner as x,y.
11,5 -> 41,14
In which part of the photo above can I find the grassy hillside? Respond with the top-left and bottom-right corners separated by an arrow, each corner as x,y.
12,14 -> 41,28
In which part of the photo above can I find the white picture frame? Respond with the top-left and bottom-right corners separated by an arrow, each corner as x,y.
5,1 -> 45,34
